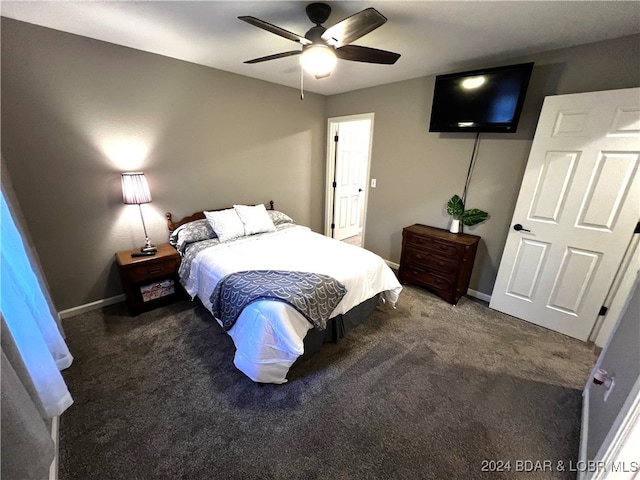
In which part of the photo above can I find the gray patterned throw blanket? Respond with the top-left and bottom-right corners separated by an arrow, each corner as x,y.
210,270 -> 347,331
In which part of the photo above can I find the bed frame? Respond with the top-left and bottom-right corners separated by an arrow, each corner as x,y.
166,200 -> 275,233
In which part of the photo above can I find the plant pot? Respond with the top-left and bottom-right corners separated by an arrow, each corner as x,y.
449,219 -> 461,234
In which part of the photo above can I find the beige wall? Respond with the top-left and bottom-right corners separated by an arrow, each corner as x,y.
2,16 -> 639,310
327,34 -> 640,295
1,18 -> 326,310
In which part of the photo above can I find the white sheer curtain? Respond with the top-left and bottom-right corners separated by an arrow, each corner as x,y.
1,163 -> 74,479
1,188 -> 73,415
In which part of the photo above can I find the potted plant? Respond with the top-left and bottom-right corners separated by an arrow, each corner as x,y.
446,194 -> 488,233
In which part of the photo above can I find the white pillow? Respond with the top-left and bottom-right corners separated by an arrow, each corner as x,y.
204,209 -> 245,243
234,204 -> 276,235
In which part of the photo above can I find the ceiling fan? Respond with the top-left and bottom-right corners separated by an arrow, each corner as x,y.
239,2 -> 400,80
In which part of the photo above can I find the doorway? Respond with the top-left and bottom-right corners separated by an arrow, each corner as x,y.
325,113 -> 374,247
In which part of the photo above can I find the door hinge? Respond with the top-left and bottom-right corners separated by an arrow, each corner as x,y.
332,181 -> 337,188
331,223 -> 335,229
598,305 -> 608,316
334,135 -> 339,142
634,221 -> 640,234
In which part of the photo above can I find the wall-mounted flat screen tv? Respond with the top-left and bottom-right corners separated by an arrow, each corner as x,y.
429,62 -> 534,133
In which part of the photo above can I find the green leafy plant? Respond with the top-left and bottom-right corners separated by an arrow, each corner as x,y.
446,194 -> 489,227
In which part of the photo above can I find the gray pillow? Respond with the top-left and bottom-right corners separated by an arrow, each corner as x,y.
267,210 -> 295,226
169,219 -> 216,254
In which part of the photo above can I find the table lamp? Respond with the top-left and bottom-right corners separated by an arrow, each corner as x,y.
121,172 -> 157,253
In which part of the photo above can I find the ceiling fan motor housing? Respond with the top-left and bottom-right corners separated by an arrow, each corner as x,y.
305,25 -> 327,44
306,3 -> 331,25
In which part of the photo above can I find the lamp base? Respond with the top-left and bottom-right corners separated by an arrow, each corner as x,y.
141,237 -> 157,253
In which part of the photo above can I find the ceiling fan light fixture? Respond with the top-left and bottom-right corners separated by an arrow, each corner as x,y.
300,45 -> 337,78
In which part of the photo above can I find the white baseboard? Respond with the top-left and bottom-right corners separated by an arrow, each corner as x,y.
49,415 -> 59,480
58,294 -> 125,320
56,273 -> 491,320
385,260 -> 400,270
467,288 -> 491,303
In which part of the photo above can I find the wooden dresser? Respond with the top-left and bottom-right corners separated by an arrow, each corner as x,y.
399,224 -> 480,305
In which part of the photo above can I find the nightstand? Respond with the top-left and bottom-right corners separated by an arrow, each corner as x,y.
115,243 -> 182,316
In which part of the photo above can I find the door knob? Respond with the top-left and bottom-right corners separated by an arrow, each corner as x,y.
358,188 -> 363,192
513,224 -> 531,232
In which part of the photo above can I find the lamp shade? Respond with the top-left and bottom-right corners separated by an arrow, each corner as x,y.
300,45 -> 337,78
121,172 -> 152,205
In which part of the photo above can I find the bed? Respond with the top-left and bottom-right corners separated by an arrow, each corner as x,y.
166,202 -> 402,384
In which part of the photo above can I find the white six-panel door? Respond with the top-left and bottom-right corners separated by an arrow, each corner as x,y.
333,119 -> 371,240
490,88 -> 640,341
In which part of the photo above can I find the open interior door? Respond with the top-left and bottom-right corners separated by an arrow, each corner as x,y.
490,88 -> 640,341
331,119 -> 371,241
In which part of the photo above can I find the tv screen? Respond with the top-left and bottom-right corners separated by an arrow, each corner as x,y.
429,62 -> 534,133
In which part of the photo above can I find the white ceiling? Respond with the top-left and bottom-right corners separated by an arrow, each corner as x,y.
2,1 -> 639,96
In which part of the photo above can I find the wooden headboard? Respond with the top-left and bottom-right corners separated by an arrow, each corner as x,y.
166,200 -> 275,232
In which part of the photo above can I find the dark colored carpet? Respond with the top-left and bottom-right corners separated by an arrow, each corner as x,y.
59,285 -> 596,480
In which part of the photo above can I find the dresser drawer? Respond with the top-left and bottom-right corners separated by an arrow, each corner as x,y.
125,258 -> 179,283
400,266 -> 454,292
406,234 -> 460,257
404,248 -> 458,276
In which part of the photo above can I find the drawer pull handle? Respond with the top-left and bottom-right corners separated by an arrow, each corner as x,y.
147,268 -> 162,274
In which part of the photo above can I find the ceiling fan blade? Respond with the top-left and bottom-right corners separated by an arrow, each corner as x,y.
239,16 -> 312,46
244,51 -> 301,64
321,8 -> 387,48
336,45 -> 400,64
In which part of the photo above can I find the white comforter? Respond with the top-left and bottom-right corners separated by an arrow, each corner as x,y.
182,225 -> 402,383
